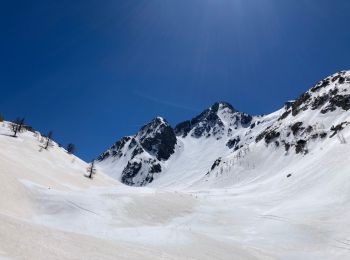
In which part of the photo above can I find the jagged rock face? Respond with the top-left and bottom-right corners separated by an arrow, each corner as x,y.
226,136 -> 241,149
97,117 -> 176,186
137,117 -> 177,161
256,71 -> 350,155
97,102 -> 255,187
279,71 -> 350,119
97,136 -> 131,161
121,158 -> 162,186
98,70 -> 350,187
121,161 -> 142,185
205,71 -> 350,180
174,102 -> 252,138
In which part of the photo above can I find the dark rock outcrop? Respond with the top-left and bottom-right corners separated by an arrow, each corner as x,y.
137,117 -> 177,161
97,136 -> 131,161
175,102 -> 252,138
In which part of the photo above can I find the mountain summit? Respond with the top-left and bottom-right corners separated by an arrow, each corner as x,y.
97,71 -> 350,187
2,71 -> 350,260
174,101 -> 252,138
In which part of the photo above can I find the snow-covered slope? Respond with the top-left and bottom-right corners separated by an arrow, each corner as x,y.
97,117 -> 177,186
0,120 -> 270,260
97,102 -> 265,187
0,122 -> 200,259
203,70 -> 350,187
98,70 -> 350,189
0,121 -> 115,218
2,71 -> 350,260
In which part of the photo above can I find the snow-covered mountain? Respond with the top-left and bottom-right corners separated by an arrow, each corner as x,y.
2,71 -> 350,259
96,102 -> 255,186
97,70 -> 350,188
97,117 -> 177,186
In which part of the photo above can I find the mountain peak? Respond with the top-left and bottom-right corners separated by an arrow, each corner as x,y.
210,102 -> 236,113
97,115 -> 177,186
145,116 -> 168,127
137,116 -> 176,160
175,101 -> 252,138
138,116 -> 171,140
153,116 -> 167,124
98,71 -> 350,187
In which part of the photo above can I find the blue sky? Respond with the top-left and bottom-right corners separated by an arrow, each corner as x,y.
0,0 -> 349,160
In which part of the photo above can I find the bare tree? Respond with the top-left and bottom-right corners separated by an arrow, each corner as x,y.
44,131 -> 53,150
86,160 -> 96,179
11,117 -> 25,137
67,143 -> 75,154
0,113 -> 4,122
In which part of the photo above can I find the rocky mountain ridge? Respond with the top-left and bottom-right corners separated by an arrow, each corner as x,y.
97,70 -> 350,187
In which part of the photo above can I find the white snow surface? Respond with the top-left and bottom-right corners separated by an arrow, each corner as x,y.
1,71 -> 350,259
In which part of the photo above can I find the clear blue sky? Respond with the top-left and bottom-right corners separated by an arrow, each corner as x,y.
0,0 -> 349,160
